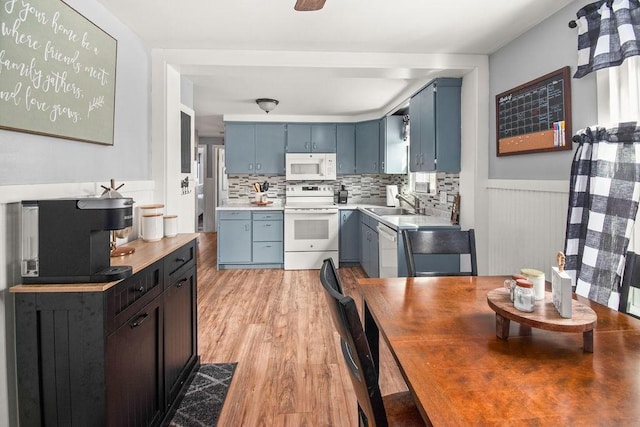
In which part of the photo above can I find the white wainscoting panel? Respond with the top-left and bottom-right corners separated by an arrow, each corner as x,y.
486,182 -> 569,278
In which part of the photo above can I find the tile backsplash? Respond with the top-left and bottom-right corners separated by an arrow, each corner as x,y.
226,173 -> 459,216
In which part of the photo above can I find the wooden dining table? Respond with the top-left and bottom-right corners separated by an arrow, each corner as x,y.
356,275 -> 640,426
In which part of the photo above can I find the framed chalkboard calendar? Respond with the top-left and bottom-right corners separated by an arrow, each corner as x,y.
0,0 -> 117,145
496,67 -> 572,156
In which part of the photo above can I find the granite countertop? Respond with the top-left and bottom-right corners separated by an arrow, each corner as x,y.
217,199 -> 455,230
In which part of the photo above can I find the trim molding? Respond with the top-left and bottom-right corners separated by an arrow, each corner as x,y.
487,179 -> 568,193
0,181 -> 155,204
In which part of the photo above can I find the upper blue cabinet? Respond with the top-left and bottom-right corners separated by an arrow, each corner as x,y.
380,115 -> 408,174
286,124 -> 337,153
337,123 -> 356,174
225,122 -> 286,174
355,120 -> 380,174
409,78 -> 461,173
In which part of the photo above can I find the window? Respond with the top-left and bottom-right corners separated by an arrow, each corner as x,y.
410,172 -> 437,194
596,56 -> 640,125
607,57 -> 640,313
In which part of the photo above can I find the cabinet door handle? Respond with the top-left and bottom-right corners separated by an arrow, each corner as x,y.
245,224 -> 249,231
176,278 -> 188,288
264,224 -> 271,227
256,163 -> 262,170
313,142 -> 317,150
249,163 -> 254,170
130,313 -> 149,328
176,257 -> 187,263
132,286 -> 145,294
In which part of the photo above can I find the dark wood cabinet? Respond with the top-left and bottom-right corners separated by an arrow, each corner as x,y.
163,266 -> 197,406
12,235 -> 199,427
106,294 -> 164,427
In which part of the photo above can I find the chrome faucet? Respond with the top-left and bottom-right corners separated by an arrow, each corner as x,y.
396,193 -> 422,214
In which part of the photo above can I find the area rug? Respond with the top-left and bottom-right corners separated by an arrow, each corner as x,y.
170,363 -> 237,427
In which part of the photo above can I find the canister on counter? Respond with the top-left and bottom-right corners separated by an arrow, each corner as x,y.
521,268 -> 545,300
514,279 -> 535,312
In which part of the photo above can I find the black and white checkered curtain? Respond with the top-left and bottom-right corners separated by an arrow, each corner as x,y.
574,0 -> 640,78
564,123 -> 640,308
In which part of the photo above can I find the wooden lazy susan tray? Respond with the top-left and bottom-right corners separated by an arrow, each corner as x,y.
487,288 -> 597,352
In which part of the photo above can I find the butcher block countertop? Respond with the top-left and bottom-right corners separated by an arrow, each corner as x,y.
10,233 -> 199,293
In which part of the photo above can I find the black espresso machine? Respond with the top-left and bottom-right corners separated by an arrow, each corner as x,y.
21,197 -> 134,284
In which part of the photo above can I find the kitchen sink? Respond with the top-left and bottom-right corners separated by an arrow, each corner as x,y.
365,207 -> 415,216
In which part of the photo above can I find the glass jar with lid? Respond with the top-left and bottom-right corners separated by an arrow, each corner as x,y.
514,278 -> 535,312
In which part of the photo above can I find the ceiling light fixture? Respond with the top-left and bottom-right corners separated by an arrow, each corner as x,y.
256,98 -> 279,113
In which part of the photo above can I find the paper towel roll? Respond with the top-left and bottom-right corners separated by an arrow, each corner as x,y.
386,185 -> 399,207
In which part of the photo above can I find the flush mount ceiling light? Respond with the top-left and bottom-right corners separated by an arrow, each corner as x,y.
256,98 -> 279,114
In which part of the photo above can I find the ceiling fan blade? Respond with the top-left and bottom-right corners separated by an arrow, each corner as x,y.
294,0 -> 326,11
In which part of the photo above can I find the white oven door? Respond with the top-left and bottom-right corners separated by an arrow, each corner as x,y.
284,209 -> 339,252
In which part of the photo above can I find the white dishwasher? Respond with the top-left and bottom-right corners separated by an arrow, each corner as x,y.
377,223 -> 398,278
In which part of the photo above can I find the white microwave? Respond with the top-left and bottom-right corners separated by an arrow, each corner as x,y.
285,153 -> 336,181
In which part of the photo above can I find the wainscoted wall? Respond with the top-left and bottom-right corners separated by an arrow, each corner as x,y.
485,181 -> 569,278
226,173 -> 460,214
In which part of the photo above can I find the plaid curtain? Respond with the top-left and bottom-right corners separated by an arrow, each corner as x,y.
564,123 -> 640,308
574,0 -> 640,78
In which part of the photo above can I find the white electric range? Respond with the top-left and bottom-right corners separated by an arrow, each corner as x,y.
284,184 -> 339,270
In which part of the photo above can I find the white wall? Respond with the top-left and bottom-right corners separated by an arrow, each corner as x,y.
484,0 -> 598,276
489,0 -> 597,180
0,0 -> 152,424
0,0 -> 151,186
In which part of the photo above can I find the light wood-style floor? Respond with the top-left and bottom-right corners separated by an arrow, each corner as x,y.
196,232 -> 408,426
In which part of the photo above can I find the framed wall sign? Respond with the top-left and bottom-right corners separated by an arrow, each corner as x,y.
0,0 -> 117,145
496,67 -> 572,156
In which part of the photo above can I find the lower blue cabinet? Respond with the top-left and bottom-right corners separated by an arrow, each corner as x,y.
360,216 -> 379,277
218,210 -> 283,269
339,210 -> 360,264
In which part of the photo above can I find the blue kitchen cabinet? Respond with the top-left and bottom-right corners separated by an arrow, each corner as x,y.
339,209 -> 359,264
252,211 -> 284,264
225,123 -> 256,174
360,215 -> 379,277
380,115 -> 408,174
225,122 -> 285,174
355,120 -> 380,174
286,124 -> 336,152
217,210 -> 252,265
409,78 -> 461,172
218,210 -> 284,268
336,124 -> 356,174
255,123 -> 286,174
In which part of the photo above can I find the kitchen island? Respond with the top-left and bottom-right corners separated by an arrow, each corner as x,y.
11,234 -> 199,427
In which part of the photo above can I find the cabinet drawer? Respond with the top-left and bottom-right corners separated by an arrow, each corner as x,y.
106,260 -> 163,334
165,239 -> 196,278
219,210 -> 251,220
253,242 -> 284,263
253,220 -> 283,242
253,211 -> 283,221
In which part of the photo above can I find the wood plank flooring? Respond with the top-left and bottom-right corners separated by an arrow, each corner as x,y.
196,232 -> 408,426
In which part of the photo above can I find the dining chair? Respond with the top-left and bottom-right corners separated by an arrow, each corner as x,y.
319,259 -> 425,427
402,229 -> 477,277
620,251 -> 640,319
